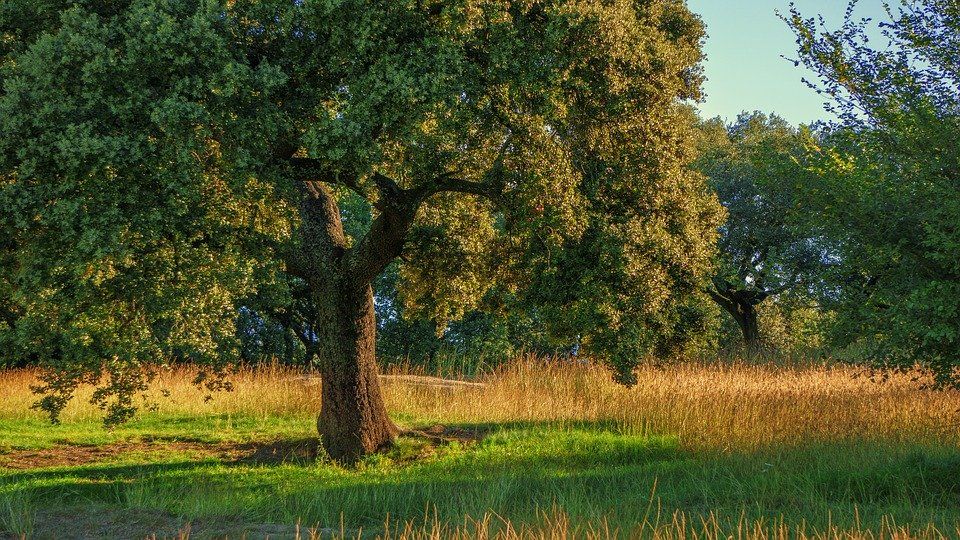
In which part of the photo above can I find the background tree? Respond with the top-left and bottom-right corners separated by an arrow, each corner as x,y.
0,0 -> 719,461
788,0 -> 960,385
375,269 -> 554,375
693,112 -> 822,350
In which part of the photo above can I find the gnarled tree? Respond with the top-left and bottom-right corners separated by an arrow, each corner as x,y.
0,0 -> 717,462
694,113 -> 821,350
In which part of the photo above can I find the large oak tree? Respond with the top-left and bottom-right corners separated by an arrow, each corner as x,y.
0,0 -> 720,461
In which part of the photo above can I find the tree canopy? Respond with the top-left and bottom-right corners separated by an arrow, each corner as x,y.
0,0 -> 720,458
694,112 -> 823,349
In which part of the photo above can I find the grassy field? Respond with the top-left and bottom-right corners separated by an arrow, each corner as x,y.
0,358 -> 958,538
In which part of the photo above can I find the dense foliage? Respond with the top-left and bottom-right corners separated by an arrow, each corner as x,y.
788,0 -> 960,385
0,0 -> 720,432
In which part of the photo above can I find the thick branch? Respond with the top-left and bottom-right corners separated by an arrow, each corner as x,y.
347,170 -> 502,287
709,277 -> 736,300
707,276 -> 770,310
706,285 -> 738,314
288,158 -> 365,197
371,173 -> 406,206
289,132 -> 509,289
412,174 -> 501,201
412,133 -> 510,202
346,199 -> 418,287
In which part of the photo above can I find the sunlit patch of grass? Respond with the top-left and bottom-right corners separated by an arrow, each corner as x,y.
2,425 -> 958,535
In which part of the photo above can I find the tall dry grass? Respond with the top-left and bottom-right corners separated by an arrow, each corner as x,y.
1,356 -> 957,452
163,509 -> 960,540
0,362 -> 326,423
386,359 -> 960,450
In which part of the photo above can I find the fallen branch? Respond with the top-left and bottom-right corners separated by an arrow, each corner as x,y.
291,374 -> 486,389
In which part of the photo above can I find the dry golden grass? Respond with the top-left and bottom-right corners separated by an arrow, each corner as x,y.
386,359 -> 960,450
1,356 -> 957,452
0,362 -> 319,422
3,358 -> 960,539
210,510 -> 960,540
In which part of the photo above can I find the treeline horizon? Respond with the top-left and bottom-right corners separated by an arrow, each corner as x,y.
230,98 -> 957,378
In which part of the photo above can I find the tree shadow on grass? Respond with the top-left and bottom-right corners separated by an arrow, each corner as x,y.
0,420 -> 685,537
3,421 -> 960,537
1,419 -> 673,494
31,436 -> 316,464
0,437 -> 321,490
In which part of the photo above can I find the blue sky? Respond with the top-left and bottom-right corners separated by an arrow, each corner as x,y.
687,0 -> 889,125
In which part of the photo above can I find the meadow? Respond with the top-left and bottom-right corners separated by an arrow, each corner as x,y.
0,357 -> 958,539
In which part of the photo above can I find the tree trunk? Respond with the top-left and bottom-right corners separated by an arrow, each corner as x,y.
707,287 -> 764,352
732,302 -> 761,351
314,278 -> 397,463
293,181 -> 400,463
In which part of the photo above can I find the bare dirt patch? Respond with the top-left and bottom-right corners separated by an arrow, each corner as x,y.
0,438 -> 319,470
0,428 -> 483,471
404,424 -> 488,445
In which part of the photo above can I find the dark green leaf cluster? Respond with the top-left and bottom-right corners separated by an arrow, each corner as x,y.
693,112 -> 826,351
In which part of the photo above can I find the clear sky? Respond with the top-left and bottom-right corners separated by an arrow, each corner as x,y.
687,0 -> 889,126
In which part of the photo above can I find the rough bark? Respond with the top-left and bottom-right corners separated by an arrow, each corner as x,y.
295,181 -> 400,463
286,160 -> 499,462
314,279 -> 398,463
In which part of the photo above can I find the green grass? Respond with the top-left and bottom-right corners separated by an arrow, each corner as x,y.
1,414 -> 959,537
2,360 -> 959,537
